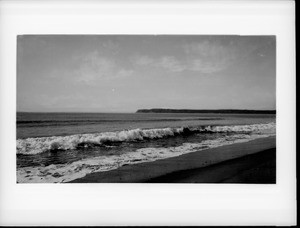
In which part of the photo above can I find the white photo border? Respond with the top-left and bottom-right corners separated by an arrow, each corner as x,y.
0,0 -> 296,226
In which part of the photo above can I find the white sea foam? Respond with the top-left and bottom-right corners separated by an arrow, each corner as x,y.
209,122 -> 276,134
17,132 -> 273,183
17,122 -> 276,155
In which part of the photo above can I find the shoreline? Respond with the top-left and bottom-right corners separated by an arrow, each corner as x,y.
69,136 -> 276,183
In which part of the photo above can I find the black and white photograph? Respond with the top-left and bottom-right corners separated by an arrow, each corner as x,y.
0,0 -> 296,226
17,35 -> 276,183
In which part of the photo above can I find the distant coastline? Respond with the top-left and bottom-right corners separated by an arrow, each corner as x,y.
136,109 -> 276,114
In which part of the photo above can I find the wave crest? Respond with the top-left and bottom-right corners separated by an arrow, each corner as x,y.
17,122 -> 275,155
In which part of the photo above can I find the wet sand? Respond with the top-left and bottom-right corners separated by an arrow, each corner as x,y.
146,148 -> 275,183
69,136 -> 276,183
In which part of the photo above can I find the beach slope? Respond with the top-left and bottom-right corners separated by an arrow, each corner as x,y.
69,136 -> 276,183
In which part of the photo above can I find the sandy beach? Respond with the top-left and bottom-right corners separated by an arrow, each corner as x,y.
69,136 -> 276,183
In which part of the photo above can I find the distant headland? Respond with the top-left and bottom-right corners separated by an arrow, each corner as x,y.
136,109 -> 276,114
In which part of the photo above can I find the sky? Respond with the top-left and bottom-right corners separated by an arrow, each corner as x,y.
17,35 -> 276,112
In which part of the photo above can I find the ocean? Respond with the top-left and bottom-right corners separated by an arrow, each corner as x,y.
16,112 -> 276,183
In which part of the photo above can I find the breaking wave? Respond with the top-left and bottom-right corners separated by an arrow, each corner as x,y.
17,133 -> 273,183
17,122 -> 275,155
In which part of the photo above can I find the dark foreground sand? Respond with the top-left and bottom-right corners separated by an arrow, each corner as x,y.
69,136 -> 276,183
146,148 -> 275,183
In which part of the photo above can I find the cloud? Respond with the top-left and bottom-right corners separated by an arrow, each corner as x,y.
155,56 -> 186,72
131,41 -> 241,74
116,69 -> 134,78
187,58 -> 234,74
131,53 -> 230,74
133,55 -> 154,66
183,41 -> 240,73
132,55 -> 186,73
75,51 -> 133,85
131,39 -> 258,75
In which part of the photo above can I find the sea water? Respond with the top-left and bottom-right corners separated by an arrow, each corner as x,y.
16,112 -> 276,183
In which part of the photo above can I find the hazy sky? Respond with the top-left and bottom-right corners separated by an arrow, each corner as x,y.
17,35 -> 276,112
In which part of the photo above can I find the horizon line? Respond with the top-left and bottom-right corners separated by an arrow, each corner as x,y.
17,108 -> 277,113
